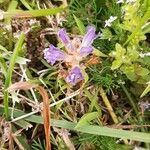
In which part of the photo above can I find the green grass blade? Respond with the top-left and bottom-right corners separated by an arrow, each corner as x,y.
20,0 -> 33,10
1,106 -> 150,143
0,44 -> 9,52
73,14 -> 85,35
4,6 -> 65,18
140,83 -> 150,98
3,33 -> 25,119
7,0 -> 18,11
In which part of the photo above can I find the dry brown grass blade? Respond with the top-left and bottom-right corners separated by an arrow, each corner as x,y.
4,11 -> 32,18
36,86 -> 51,150
8,82 -> 51,150
7,81 -> 37,92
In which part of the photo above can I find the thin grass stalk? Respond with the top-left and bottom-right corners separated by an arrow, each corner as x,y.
3,33 -> 25,119
3,6 -> 65,18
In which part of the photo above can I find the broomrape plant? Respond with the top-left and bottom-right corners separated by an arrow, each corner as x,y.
44,26 -> 97,85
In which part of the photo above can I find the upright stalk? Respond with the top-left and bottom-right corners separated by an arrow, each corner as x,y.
3,33 -> 25,119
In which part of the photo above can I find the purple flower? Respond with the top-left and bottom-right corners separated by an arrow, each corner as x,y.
44,45 -> 65,65
44,26 -> 97,85
66,66 -> 83,85
81,26 -> 97,47
58,28 -> 70,45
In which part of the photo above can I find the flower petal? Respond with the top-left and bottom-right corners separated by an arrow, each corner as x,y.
80,46 -> 93,56
81,26 -> 96,47
58,28 -> 70,45
66,66 -> 83,85
44,45 -> 65,65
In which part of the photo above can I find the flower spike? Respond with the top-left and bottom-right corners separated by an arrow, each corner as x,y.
44,26 -> 98,85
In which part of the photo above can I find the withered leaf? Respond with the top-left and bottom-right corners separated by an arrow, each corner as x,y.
7,81 -> 38,92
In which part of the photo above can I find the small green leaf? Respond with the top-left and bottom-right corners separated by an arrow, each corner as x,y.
75,112 -> 99,129
127,47 -> 139,61
111,44 -> 127,70
93,49 -> 108,57
115,43 -> 126,59
73,14 -> 85,35
121,65 -> 138,81
111,60 -> 122,70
